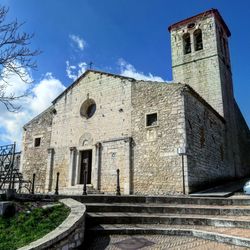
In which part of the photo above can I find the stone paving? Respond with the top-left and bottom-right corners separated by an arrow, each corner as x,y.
81,235 -> 247,250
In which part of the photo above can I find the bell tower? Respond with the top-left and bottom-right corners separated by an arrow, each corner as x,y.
168,9 -> 233,118
169,9 -> 242,177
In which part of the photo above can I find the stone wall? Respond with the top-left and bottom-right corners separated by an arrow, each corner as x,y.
49,71 -> 133,192
184,87 -> 233,192
19,198 -> 85,250
100,138 -> 131,194
20,71 -> 249,196
21,107 -> 54,193
131,81 -> 186,195
234,102 -> 250,177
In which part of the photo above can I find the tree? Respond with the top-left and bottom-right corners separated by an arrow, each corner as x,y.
0,5 -> 40,112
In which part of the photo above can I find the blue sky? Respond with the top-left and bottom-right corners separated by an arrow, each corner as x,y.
0,0 -> 249,148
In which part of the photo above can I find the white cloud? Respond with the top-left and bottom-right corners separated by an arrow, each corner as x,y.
0,70 -> 65,149
2,69 -> 32,98
66,35 -> 88,80
30,73 -> 66,114
66,61 -> 77,80
69,34 -> 86,51
118,58 -> 166,82
66,61 -> 87,81
78,62 -> 88,76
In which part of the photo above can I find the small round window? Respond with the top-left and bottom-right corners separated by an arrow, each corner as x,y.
80,99 -> 96,119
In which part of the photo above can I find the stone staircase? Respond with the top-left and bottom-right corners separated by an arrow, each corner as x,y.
83,195 -> 250,248
59,184 -> 103,195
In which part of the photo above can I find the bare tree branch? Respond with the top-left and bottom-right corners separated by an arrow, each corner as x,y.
0,5 -> 40,112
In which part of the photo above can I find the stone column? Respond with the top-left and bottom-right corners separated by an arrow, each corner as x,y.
94,142 -> 102,190
69,147 -> 76,186
124,137 -> 132,195
74,151 -> 80,185
45,148 -> 54,192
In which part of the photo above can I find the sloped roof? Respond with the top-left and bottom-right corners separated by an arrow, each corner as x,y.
52,70 -> 136,104
23,106 -> 54,129
183,84 -> 225,123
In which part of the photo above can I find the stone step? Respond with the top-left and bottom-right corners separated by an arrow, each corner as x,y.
60,185 -> 103,195
68,195 -> 250,206
85,202 -> 250,216
15,193 -> 250,206
86,224 -> 250,248
86,212 -> 250,228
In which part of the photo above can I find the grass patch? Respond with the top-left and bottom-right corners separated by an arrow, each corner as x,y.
0,203 -> 70,250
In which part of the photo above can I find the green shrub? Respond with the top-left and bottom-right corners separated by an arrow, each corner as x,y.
0,203 -> 70,250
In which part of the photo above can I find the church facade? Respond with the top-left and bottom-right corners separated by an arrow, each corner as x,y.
21,9 -> 250,195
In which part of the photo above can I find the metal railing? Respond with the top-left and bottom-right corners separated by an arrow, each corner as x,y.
0,143 -> 32,193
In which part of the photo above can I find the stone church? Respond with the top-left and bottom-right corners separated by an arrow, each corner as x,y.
21,9 -> 250,195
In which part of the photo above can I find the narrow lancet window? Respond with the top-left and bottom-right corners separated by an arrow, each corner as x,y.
194,29 -> 203,51
183,33 -> 191,54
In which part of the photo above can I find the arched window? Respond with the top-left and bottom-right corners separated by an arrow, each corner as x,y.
183,33 -> 191,54
194,29 -> 203,51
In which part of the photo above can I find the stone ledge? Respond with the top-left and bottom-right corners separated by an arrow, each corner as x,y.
19,198 -> 86,250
